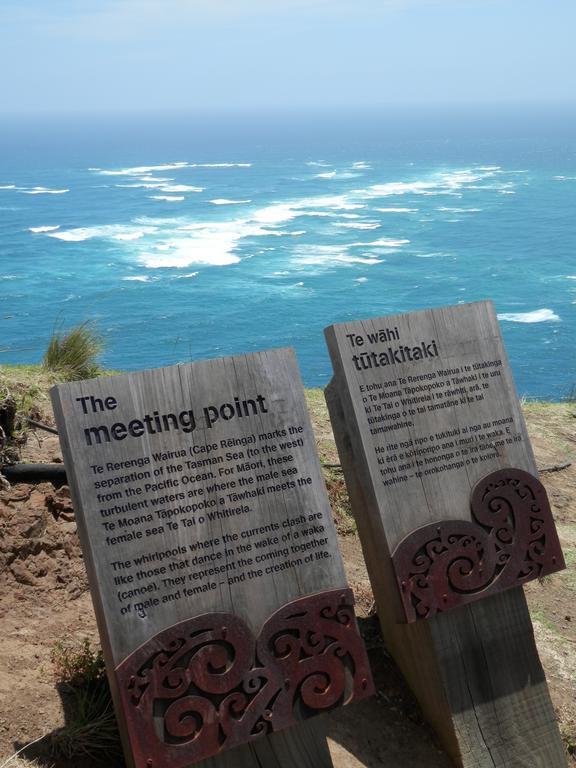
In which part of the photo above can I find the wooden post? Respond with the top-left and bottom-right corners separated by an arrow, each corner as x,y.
325,301 -> 567,767
51,349 -> 373,768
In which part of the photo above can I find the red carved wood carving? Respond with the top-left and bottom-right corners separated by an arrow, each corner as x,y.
115,588 -> 373,767
392,468 -> 565,622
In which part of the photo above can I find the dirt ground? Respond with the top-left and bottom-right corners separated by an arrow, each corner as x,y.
0,394 -> 574,767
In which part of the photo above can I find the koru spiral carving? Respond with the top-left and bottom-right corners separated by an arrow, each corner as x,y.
391,468 -> 565,622
115,588 -> 373,768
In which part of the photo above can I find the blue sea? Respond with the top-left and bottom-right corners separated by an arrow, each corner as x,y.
1,107 -> 574,399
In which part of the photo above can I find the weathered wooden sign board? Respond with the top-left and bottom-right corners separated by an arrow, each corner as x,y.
325,301 -> 566,768
51,349 -> 373,768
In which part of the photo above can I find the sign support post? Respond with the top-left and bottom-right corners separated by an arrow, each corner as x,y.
325,301 -> 566,767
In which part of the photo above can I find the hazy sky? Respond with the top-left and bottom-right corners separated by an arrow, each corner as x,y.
1,0 -> 575,114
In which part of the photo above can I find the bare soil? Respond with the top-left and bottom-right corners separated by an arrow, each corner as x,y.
0,392 -> 574,767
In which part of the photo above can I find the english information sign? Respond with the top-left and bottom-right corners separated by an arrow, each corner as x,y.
52,349 -> 373,768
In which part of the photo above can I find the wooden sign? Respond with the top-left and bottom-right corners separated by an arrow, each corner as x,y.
51,349 -> 373,768
325,302 -> 566,767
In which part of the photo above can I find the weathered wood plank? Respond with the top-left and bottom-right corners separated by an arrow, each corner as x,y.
325,301 -> 566,767
51,348 -> 372,768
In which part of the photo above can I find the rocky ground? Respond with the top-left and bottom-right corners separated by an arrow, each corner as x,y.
0,376 -> 574,767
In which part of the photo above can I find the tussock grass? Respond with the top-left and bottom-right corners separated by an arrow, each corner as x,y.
42,322 -> 103,381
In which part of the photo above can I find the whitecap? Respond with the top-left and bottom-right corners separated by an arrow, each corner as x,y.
160,184 -> 203,193
142,243 -> 241,269
112,232 -> 146,241
359,167 -> 503,201
29,225 -> 60,233
352,162 -> 371,169
437,207 -> 482,213
149,196 -> 186,202
375,207 -> 418,213
349,238 -> 410,247
293,244 -> 382,268
48,224 -> 158,242
0,185 -> 16,190
189,162 -> 251,168
20,187 -> 69,195
91,162 -> 189,176
355,277 -> 368,282
174,272 -> 199,279
306,161 -> 331,167
333,221 -> 381,230
210,199 -> 252,205
497,309 -> 560,323
315,171 -> 360,180
121,276 -> 151,282
136,176 -> 175,182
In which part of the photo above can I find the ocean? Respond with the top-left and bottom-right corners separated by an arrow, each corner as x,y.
1,107 -> 574,399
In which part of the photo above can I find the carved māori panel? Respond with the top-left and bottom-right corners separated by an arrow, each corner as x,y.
391,468 -> 565,622
115,588 -> 373,767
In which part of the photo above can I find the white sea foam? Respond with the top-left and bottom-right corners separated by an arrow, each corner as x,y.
334,221 -> 380,230
160,185 -> 203,193
141,237 -> 242,268
306,161 -> 331,167
149,196 -> 186,202
355,276 -> 369,282
359,167 -> 505,202
189,163 -> 251,168
121,275 -> 151,282
437,207 -> 482,213
375,207 -> 418,213
91,162 -> 189,176
0,185 -> 16,190
293,245 -> 382,268
295,195 -> 365,211
29,225 -> 60,233
136,176 -> 175,182
112,232 -> 146,241
352,162 -> 371,169
497,309 -> 560,323
48,224 -> 158,242
174,272 -> 199,279
210,199 -> 252,205
315,171 -> 359,180
20,187 -> 69,195
116,183 -> 167,189
350,238 -> 410,247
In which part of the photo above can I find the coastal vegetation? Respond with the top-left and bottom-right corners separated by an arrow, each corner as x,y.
42,322 -> 103,382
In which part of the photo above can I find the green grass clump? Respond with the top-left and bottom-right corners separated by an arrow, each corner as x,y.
49,639 -> 121,762
42,322 -> 103,381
